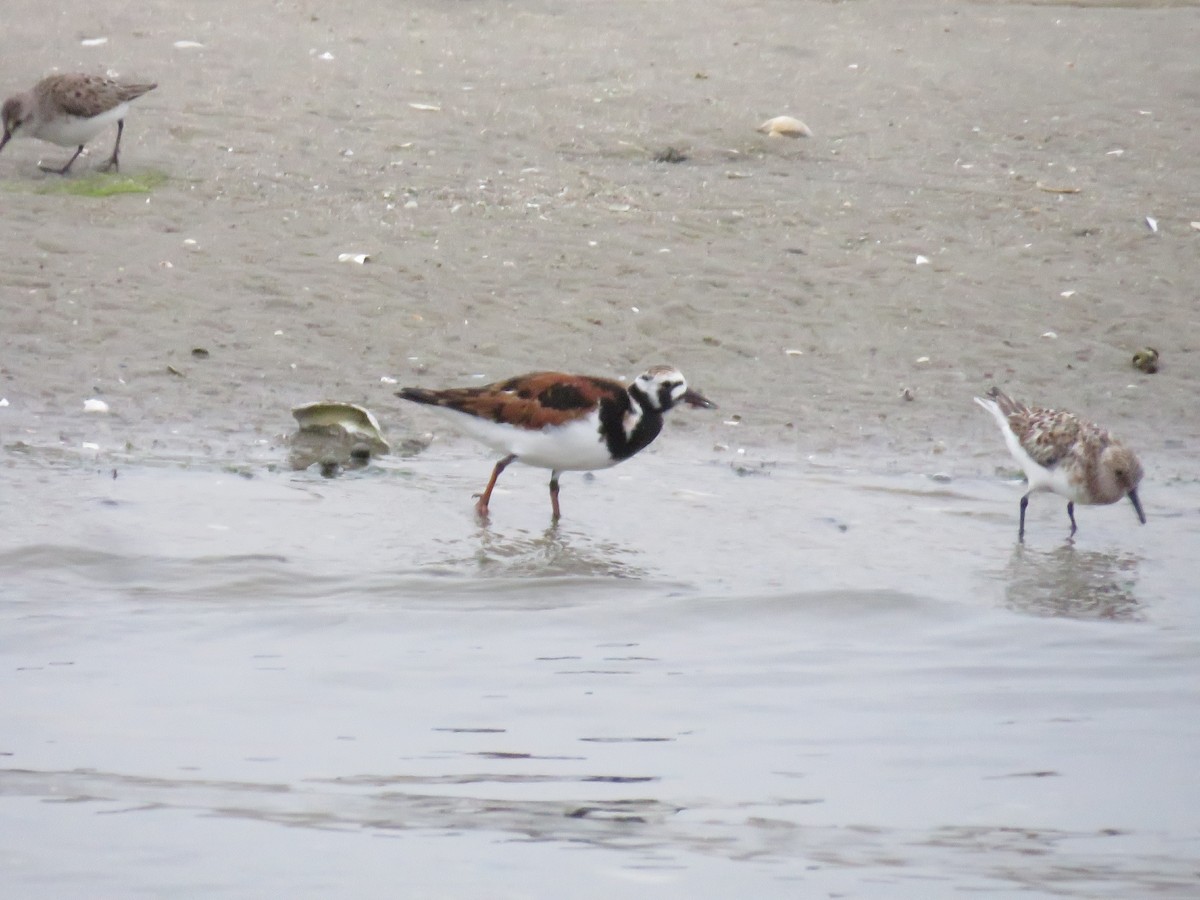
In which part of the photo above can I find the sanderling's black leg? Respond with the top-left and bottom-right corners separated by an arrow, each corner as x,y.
40,144 -> 85,175
98,119 -> 126,172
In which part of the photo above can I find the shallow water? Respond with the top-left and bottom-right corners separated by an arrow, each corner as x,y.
2,447 -> 1198,898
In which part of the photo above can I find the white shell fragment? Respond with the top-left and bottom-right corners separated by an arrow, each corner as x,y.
338,253 -> 371,264
80,37 -> 109,47
83,398 -> 110,414
1145,216 -> 1158,233
915,255 -> 930,265
409,103 -> 442,112
291,401 -> 389,453
756,116 -> 813,139
173,40 -> 205,49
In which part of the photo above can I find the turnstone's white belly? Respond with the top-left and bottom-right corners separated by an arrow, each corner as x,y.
438,408 -> 615,472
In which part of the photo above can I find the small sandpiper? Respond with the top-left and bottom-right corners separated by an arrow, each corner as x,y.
975,387 -> 1145,541
397,365 -> 716,521
0,73 -> 157,175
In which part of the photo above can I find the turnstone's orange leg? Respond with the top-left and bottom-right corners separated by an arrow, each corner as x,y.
39,145 -> 85,175
475,454 -> 515,519
548,471 -> 562,521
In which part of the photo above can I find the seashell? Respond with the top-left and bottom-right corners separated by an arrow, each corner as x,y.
1131,347 -> 1159,374
83,398 -> 110,414
756,116 -> 812,139
291,401 -> 389,454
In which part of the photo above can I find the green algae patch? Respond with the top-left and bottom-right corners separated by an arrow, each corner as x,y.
33,170 -> 168,197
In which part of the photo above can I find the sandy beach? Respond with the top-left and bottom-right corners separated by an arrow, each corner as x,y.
2,0 -> 1197,470
2,1 -> 1199,896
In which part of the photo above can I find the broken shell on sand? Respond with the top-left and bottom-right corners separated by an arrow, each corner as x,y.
757,116 -> 813,138
1131,347 -> 1160,374
291,401 -> 390,455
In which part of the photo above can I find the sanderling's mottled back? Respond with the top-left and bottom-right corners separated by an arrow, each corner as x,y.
0,74 -> 157,174
975,387 -> 1145,541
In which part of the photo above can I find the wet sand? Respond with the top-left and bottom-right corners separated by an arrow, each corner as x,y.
3,0 -> 1200,896
2,0 -> 1198,467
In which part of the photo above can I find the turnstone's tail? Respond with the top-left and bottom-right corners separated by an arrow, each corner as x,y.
396,387 -> 441,406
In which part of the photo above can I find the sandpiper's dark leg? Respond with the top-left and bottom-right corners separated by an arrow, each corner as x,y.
40,145 -> 85,175
98,120 -> 125,172
1066,501 -> 1077,538
549,471 -> 562,521
1018,493 -> 1030,542
475,454 -> 515,519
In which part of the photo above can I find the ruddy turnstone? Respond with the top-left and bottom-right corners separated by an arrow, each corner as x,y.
397,365 -> 716,520
0,74 -> 157,175
975,387 -> 1145,541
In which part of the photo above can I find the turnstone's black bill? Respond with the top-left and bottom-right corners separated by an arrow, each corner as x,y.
0,73 -> 157,175
397,365 -> 716,521
975,387 -> 1145,541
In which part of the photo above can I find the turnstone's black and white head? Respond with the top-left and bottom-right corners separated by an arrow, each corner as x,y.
628,365 -> 717,413
975,387 -> 1145,541
397,366 -> 716,521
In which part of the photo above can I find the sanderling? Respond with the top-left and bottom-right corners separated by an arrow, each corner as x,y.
397,366 -> 716,520
0,74 -> 157,174
975,387 -> 1145,540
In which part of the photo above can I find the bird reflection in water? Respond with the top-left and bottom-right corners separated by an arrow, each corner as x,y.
1003,544 -> 1141,621
463,524 -> 647,580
